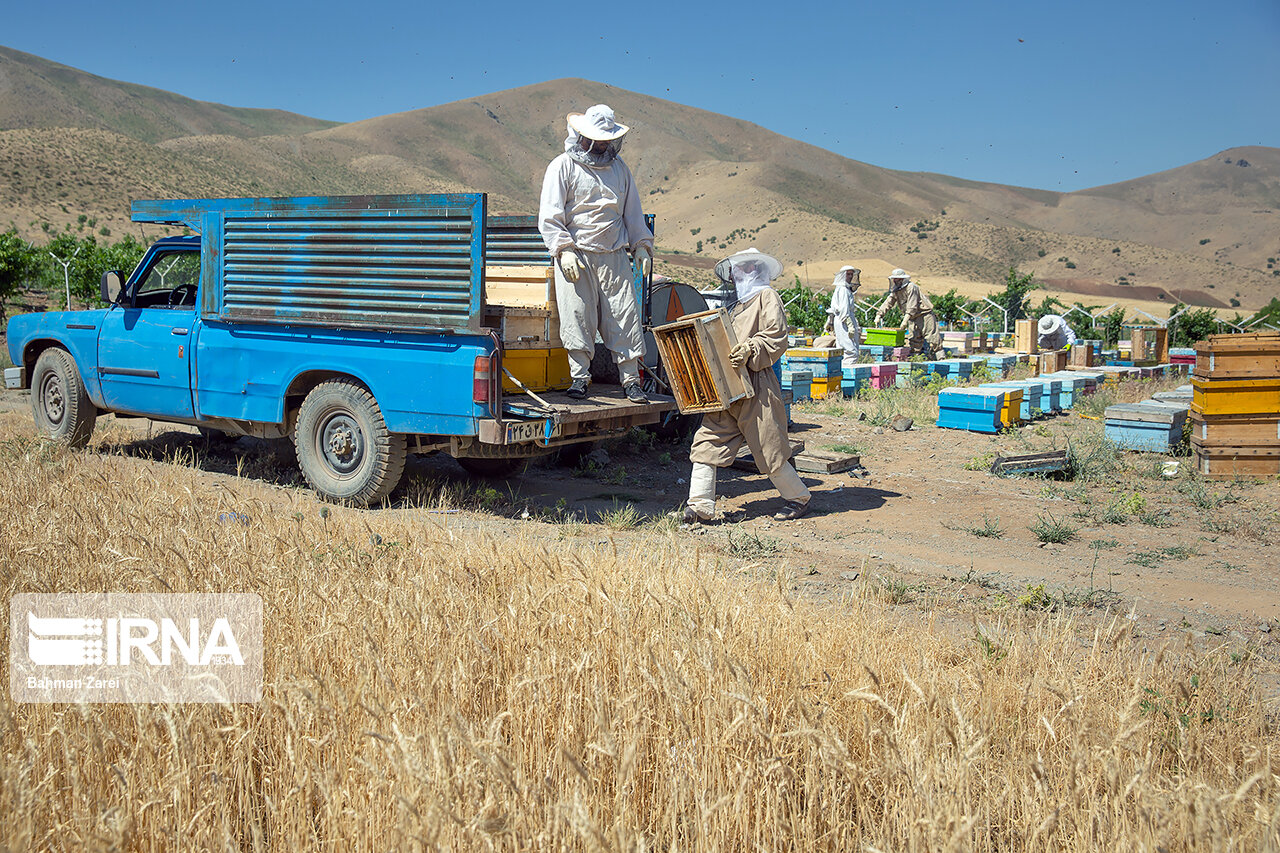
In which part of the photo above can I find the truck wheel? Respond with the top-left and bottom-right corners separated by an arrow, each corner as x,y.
31,348 -> 97,448
294,380 -> 406,506
456,456 -> 526,478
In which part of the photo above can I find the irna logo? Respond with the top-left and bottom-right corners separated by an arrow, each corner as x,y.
11,593 -> 262,704
27,612 -> 245,667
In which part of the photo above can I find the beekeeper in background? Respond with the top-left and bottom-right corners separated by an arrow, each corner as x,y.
824,266 -> 862,369
1037,313 -> 1077,351
874,268 -> 941,357
539,104 -> 654,403
681,248 -> 812,524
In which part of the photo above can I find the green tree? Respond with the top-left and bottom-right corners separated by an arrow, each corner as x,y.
1097,306 -> 1127,347
0,229 -> 39,320
988,267 -> 1039,323
1167,303 -> 1219,348
776,276 -> 829,333
39,233 -> 102,308
930,288 -> 967,329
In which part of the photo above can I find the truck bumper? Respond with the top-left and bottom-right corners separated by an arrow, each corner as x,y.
4,367 -> 25,390
477,387 -> 675,446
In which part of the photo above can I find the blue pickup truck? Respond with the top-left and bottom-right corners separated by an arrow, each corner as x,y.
4,193 -> 681,505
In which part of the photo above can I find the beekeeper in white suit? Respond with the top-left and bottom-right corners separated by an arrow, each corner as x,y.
824,266 -> 862,369
680,248 -> 812,524
1037,314 -> 1076,351
538,104 -> 654,403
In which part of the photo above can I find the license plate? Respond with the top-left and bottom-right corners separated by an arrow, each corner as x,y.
504,419 -> 562,444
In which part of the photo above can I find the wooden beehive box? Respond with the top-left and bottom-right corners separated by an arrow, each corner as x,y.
652,309 -> 754,414
483,264 -> 554,309
483,265 -> 560,349
1193,332 -> 1280,379
1069,345 -> 1095,367
1130,326 -> 1169,365
1015,319 -> 1039,354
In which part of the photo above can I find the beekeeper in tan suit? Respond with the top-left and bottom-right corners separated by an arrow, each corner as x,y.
874,268 -> 942,356
681,248 -> 811,523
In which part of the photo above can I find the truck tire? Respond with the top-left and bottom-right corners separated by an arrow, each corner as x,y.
294,379 -> 406,506
31,348 -> 97,448
456,456 -> 526,478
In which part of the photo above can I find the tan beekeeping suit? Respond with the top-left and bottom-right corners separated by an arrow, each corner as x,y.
877,281 -> 942,354
689,288 -> 792,473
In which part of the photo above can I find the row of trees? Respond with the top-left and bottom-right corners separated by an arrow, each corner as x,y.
781,266 -> 1270,349
0,230 -> 148,320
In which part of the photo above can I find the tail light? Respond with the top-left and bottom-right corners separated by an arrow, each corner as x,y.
473,355 -> 491,404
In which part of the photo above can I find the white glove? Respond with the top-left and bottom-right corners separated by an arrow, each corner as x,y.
874,314 -> 884,327
558,250 -> 582,283
729,342 -> 751,368
634,245 -> 653,278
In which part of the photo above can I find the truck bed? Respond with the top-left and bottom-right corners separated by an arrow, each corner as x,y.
478,387 -> 678,445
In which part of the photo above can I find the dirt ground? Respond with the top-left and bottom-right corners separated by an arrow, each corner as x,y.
3,375 -> 1278,701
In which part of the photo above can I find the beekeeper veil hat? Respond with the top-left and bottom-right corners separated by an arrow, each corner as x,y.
1039,314 -> 1064,336
715,247 -> 783,304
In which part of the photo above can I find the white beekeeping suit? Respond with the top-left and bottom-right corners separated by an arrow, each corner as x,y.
538,104 -> 654,403
1038,314 -> 1077,351
825,266 -> 862,369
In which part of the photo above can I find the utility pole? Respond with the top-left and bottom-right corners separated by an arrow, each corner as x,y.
48,245 -> 81,310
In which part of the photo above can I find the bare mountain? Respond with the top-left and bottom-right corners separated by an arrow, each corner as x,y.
1,50 -> 1275,313
0,45 -> 337,142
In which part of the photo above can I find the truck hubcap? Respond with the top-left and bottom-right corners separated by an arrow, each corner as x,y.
41,375 -> 66,425
320,414 -> 363,475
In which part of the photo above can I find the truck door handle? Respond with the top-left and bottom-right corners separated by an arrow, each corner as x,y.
171,328 -> 189,336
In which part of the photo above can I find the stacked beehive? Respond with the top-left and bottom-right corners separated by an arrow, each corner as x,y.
483,266 -> 571,393
941,330 -> 973,354
783,346 -> 843,398
1191,332 -> 1280,478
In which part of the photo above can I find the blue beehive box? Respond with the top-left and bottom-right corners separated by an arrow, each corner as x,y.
784,356 -> 841,378
985,354 -> 1017,378
937,387 -> 1008,434
1104,402 -> 1189,452
1039,372 -> 1083,408
782,368 -> 813,401
844,364 -> 874,381
932,359 -> 974,380
985,380 -> 1044,420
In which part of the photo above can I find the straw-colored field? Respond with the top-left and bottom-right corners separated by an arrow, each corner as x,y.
1,406 -> 1278,851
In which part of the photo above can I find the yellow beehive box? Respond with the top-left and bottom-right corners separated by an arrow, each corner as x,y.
786,346 -> 843,360
1000,389 -> 1023,427
810,376 -> 841,398
1191,378 -> 1280,417
501,348 -> 571,394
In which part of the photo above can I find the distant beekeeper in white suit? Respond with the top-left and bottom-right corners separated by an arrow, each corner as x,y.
538,104 -> 654,403
824,266 -> 862,369
1037,314 -> 1076,351
680,248 -> 812,524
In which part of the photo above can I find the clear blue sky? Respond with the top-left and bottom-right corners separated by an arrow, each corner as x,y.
6,0 -> 1278,192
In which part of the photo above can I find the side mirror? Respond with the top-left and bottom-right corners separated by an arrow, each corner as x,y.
100,271 -> 126,306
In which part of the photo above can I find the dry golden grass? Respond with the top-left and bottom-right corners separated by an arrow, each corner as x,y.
1,415 -> 1278,850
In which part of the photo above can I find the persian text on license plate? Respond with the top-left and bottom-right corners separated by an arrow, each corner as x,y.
504,419 -> 562,444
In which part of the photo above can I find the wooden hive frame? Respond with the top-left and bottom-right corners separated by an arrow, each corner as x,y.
652,309 -> 754,414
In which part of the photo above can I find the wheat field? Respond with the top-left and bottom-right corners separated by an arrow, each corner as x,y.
0,411 -> 1277,851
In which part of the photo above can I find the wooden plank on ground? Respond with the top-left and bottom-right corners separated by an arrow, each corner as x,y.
793,448 -> 861,474
732,441 -> 805,473
990,450 -> 1069,476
